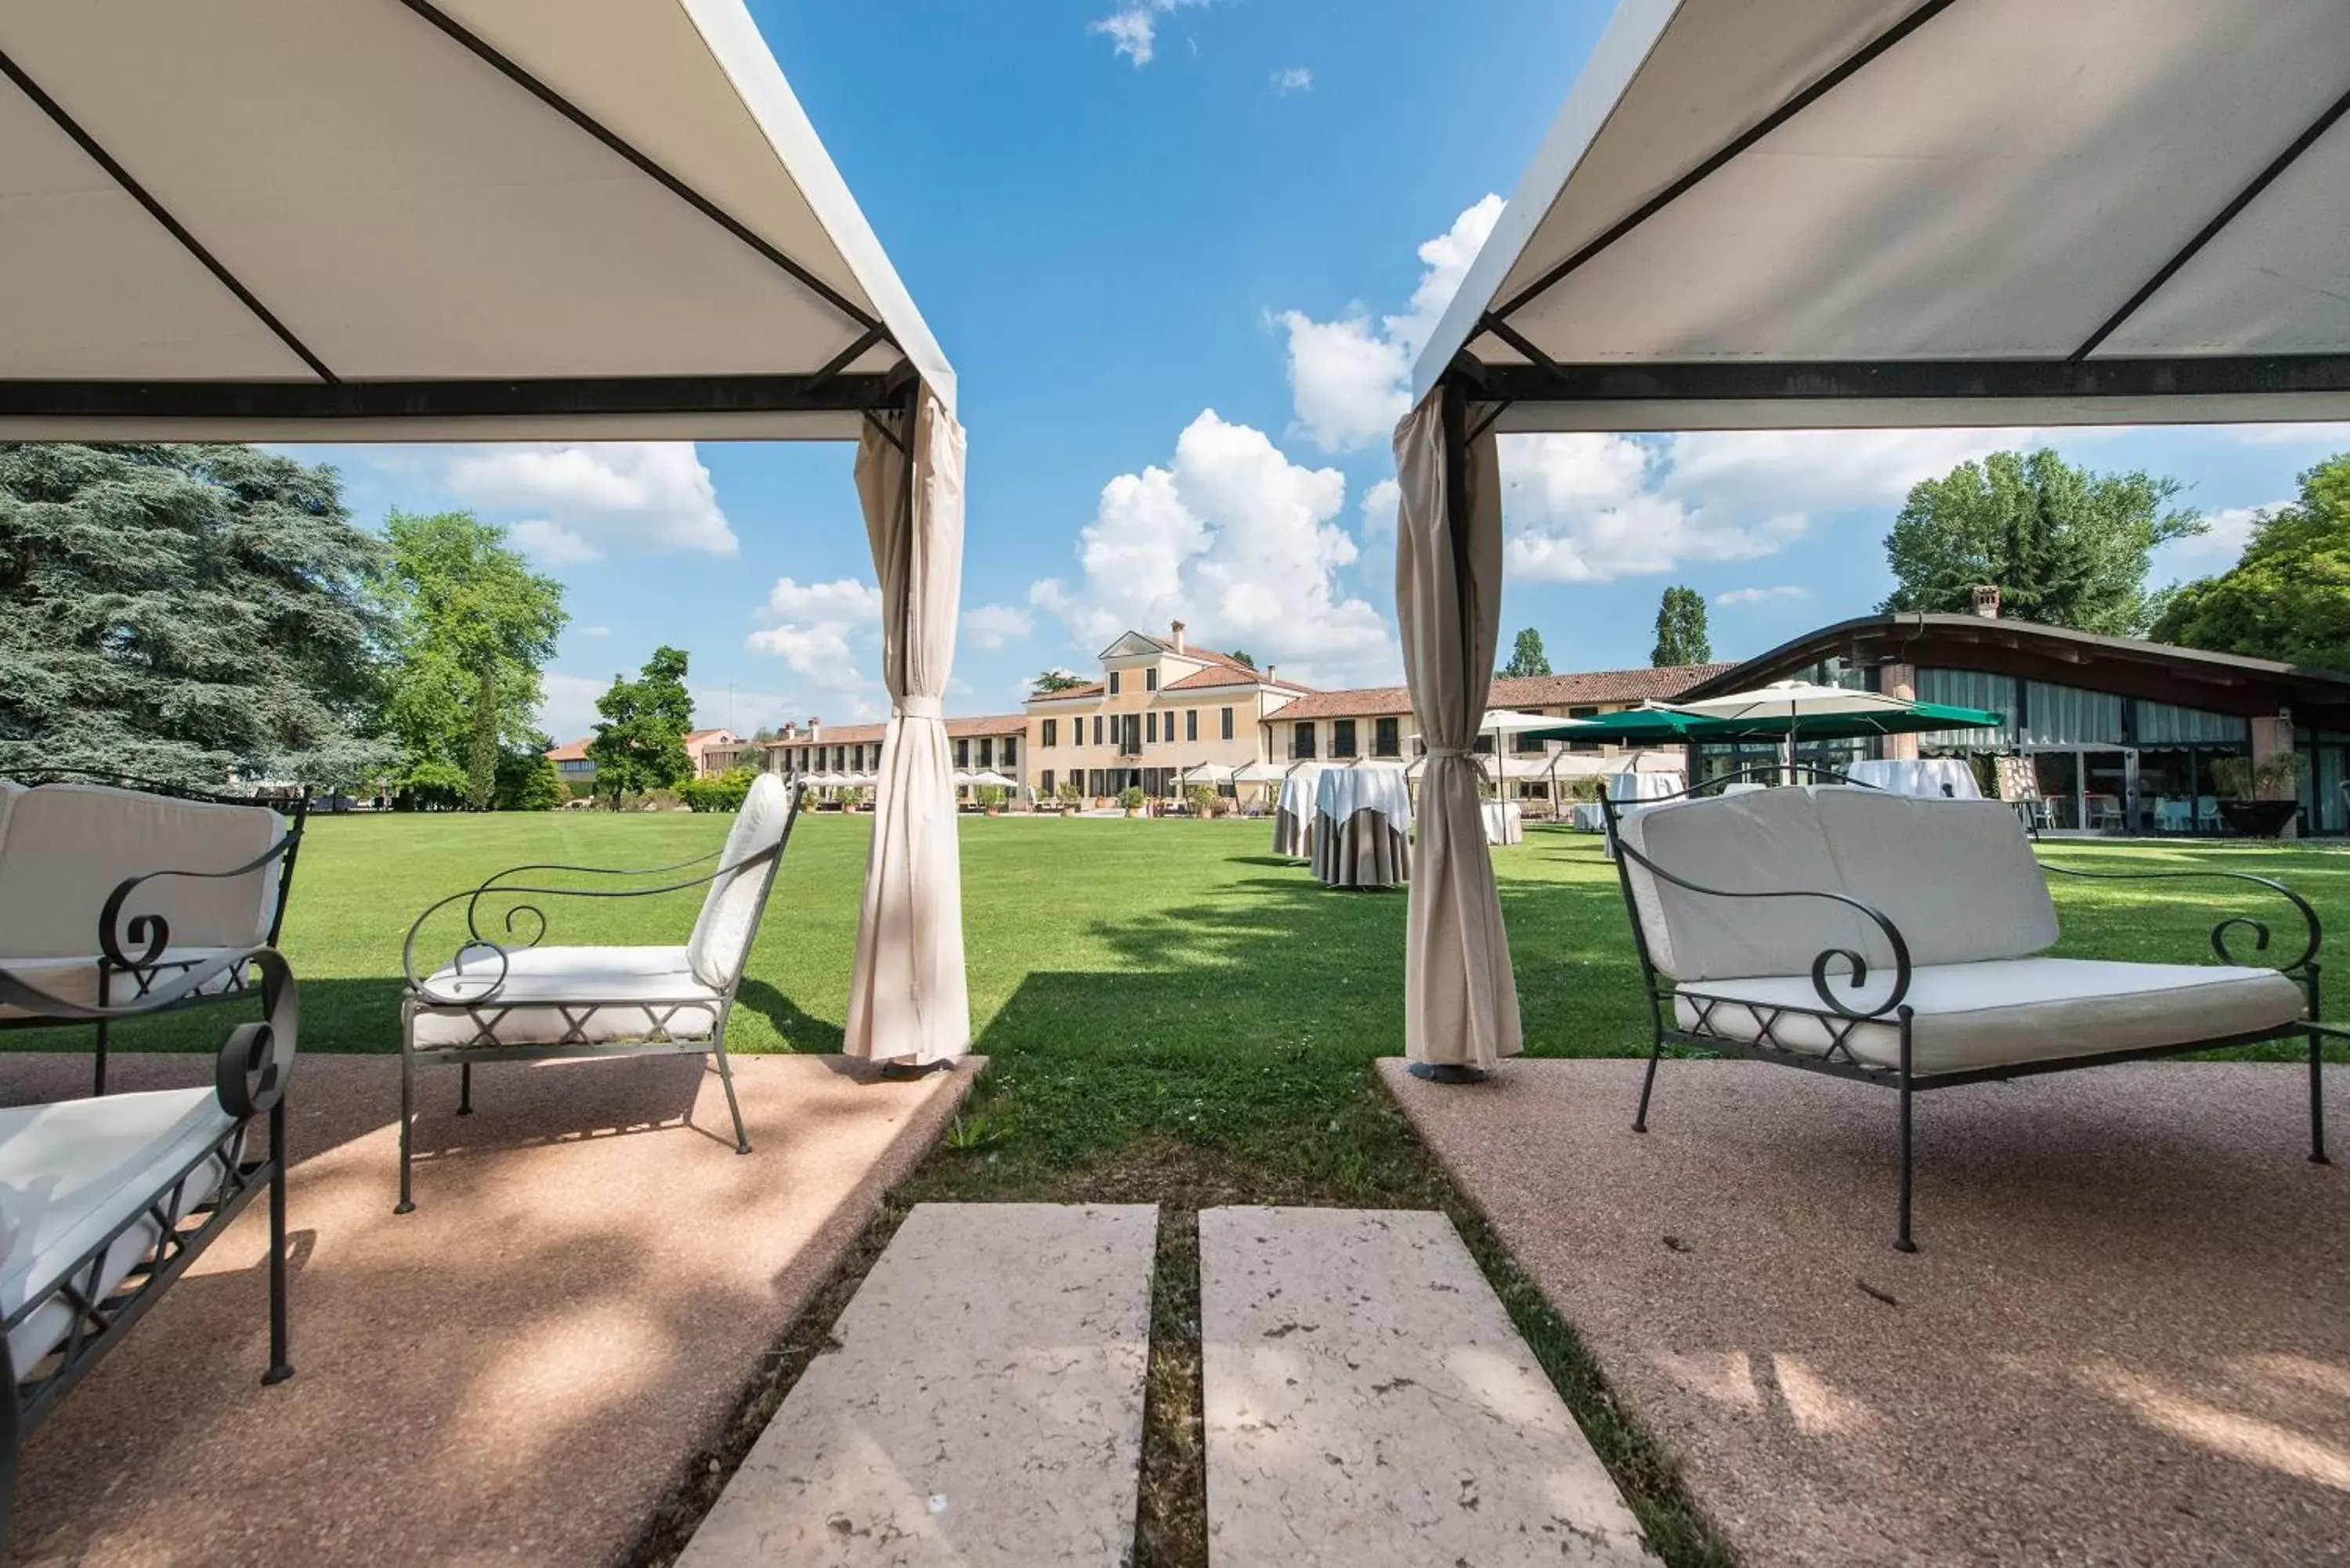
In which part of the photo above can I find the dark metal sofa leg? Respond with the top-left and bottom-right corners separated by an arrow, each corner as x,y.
395,1039 -> 417,1215
1895,1010 -> 1918,1253
94,964 -> 111,1097
457,1061 -> 473,1116
263,1099 -> 295,1386
1632,1039 -> 1663,1133
713,1035 -> 750,1155
2312,1028 -> 2331,1166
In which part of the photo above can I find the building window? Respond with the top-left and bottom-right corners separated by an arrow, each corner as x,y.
1109,670 -> 1122,695
1472,733 -> 1492,755
1146,667 -> 1159,692
1185,709 -> 1198,742
1147,711 -> 1159,743
1221,707 -> 1234,740
1293,721 -> 1317,760
1332,719 -> 1358,759
1093,714 -> 1104,746
1374,716 -> 1400,757
1516,724 -> 1545,753
1003,738 -> 1017,768
980,738 -> 996,767
1126,714 -> 1142,752
1043,718 -> 1058,748
1566,706 -> 1600,752
956,739 -> 970,767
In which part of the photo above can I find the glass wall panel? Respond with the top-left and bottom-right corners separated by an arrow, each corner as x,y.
2022,682 -> 2124,746
2135,702 -> 2249,746
1914,668 -> 2017,750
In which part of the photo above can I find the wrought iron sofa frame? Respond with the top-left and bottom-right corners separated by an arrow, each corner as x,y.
395,785 -> 801,1213
0,929 -> 298,1546
0,771 -> 307,1098
1603,764 -> 2332,1252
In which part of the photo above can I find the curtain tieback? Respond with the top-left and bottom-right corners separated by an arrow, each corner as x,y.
1424,746 -> 1471,759
898,696 -> 946,721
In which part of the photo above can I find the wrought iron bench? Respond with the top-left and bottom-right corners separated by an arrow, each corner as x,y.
1604,768 -> 2328,1252
0,774 -> 305,1097
396,774 -> 801,1212
0,927 -> 298,1545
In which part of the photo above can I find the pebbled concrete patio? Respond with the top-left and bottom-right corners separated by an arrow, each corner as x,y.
0,1049 -> 975,1567
1383,1056 -> 2350,1568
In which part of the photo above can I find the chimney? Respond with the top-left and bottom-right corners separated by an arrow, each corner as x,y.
1170,619 -> 1186,653
1970,583 -> 2001,619
1265,663 -> 1278,685
808,717 -> 822,742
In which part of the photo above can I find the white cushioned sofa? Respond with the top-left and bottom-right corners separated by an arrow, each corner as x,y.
396,775 -> 800,1212
0,778 -> 303,1095
1609,782 -> 2326,1250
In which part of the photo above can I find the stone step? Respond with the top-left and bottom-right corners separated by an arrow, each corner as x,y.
681,1201 -> 1159,1567
1200,1206 -> 1654,1566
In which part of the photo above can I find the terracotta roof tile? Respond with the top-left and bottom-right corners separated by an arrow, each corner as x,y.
545,737 -> 592,761
1268,663 -> 1735,721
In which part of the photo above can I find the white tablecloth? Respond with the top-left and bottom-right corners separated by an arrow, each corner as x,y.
1606,771 -> 1684,804
1317,766 -> 1412,835
1482,800 -> 1522,845
1273,764 -> 1327,858
1570,801 -> 1606,833
1844,757 -> 1981,800
1277,764 -> 1327,821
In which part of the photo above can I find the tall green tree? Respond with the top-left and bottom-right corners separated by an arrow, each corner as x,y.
377,511 -> 565,807
0,443 -> 390,784
1227,649 -> 1256,669
1499,627 -> 1553,679
2153,453 -> 2350,668
1650,587 -> 1712,666
1879,449 -> 2203,634
1032,668 -> 1088,694
587,645 -> 695,804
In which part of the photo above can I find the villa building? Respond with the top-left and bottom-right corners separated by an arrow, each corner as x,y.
757,714 -> 1025,781
546,727 -> 744,783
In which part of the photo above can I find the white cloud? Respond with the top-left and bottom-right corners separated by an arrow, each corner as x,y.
963,603 -> 1034,651
2157,500 -> 2280,571
577,625 -> 611,638
1090,0 -> 1206,65
1030,410 -> 1396,688
1715,585 -> 1810,607
746,576 -> 885,702
444,443 -> 736,557
508,518 -> 602,565
1271,66 -> 1312,94
1360,477 -> 1401,538
535,672 -> 608,744
2229,422 -> 2350,447
1502,427 -> 2044,584
1278,195 -> 1505,453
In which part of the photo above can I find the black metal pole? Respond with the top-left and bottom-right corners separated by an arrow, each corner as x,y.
1895,1008 -> 1918,1252
263,1097 -> 294,1385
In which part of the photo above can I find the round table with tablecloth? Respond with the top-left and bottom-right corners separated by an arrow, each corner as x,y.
1842,757 -> 1981,800
1312,766 -> 1412,887
1273,764 -> 1325,859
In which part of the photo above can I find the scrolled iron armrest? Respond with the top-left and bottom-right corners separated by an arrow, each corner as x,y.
215,947 -> 297,1118
96,830 -> 301,970
457,847 -> 724,952
0,941 -> 268,1023
402,840 -> 782,1006
2041,862 -> 2323,973
1615,836 -> 1914,1020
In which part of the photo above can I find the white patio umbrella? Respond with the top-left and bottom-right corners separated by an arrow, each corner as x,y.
967,770 -> 1016,789
1227,761 -> 1282,782
1480,708 -> 1564,735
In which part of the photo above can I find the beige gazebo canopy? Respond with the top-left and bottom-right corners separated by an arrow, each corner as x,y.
0,0 -> 971,1064
1395,0 -> 2350,1077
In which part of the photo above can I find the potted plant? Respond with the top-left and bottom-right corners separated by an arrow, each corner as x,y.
2210,754 -> 2303,836
976,784 -> 1007,817
1119,785 -> 1145,819
1055,780 -> 1083,818
1186,783 -> 1220,819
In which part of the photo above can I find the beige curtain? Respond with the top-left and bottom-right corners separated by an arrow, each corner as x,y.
845,390 -> 971,1064
1394,386 -> 1522,1070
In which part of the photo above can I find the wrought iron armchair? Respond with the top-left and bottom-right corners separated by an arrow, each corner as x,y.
396,775 -> 801,1212
0,771 -> 306,1097
1603,765 -> 2330,1252
0,934 -> 298,1545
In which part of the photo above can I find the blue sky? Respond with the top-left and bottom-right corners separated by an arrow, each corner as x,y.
289,0 -> 2350,742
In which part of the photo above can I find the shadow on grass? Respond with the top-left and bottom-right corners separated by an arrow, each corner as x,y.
732,977 -> 844,1054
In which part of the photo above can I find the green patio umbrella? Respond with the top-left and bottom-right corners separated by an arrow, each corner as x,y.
1524,695 -> 2005,746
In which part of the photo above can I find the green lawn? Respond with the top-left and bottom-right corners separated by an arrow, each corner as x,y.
23,812 -> 2346,1568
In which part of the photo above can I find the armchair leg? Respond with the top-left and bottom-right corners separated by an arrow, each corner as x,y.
396,1041 -> 416,1215
263,1099 -> 294,1386
1894,1010 -> 1918,1253
457,1062 -> 473,1116
1632,1038 -> 1663,1133
712,1037 -> 750,1156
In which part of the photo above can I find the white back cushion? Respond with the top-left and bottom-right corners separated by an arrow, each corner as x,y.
1813,789 -> 2058,969
686,775 -> 794,988
1616,788 -> 1872,981
0,785 -> 284,960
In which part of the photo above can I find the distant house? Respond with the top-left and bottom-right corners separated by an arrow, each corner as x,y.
547,728 -> 745,783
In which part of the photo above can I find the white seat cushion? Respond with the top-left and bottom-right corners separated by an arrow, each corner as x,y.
0,784 -> 284,962
0,1088 -> 237,1375
408,945 -> 723,1050
1673,957 -> 2307,1076
0,945 -> 255,1021
686,774 -> 792,989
